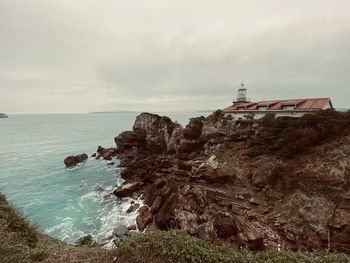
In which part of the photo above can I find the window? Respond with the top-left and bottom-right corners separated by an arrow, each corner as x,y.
257,106 -> 268,111
282,105 -> 295,110
237,106 -> 246,110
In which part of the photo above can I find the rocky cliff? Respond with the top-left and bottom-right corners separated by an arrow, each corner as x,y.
108,110 -> 350,253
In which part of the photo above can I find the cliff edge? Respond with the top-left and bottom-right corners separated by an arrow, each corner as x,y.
112,109 -> 350,253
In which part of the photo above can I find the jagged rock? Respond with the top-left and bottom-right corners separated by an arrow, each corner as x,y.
64,153 -> 88,167
115,131 -> 146,152
156,193 -> 180,229
150,196 -> 162,213
113,225 -> 129,237
95,111 -> 350,252
113,180 -> 143,198
136,206 -> 153,231
126,203 -> 140,213
132,112 -> 182,153
95,146 -> 116,160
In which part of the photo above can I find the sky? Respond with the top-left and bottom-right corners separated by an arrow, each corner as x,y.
0,0 -> 349,113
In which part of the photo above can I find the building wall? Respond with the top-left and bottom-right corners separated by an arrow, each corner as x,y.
225,110 -> 314,120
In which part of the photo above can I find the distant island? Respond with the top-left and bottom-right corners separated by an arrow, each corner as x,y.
0,113 -> 8,118
89,111 -> 140,114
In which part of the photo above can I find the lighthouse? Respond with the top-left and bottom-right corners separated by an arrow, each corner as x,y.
235,82 -> 249,103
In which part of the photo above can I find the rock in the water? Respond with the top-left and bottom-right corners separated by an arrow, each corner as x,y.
113,224 -> 129,237
64,153 -> 88,167
136,206 -> 153,231
95,146 -> 116,160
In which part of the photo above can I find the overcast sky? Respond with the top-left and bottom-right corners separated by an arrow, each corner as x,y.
0,0 -> 349,113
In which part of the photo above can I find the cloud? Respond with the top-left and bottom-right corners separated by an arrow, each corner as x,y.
0,0 -> 349,113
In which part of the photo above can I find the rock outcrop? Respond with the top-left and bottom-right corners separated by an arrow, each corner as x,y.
102,110 -> 350,253
64,153 -> 88,167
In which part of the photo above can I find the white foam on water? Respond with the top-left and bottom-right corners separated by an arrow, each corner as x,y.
46,217 -> 85,243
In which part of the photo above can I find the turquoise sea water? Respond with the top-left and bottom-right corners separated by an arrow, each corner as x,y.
0,112 -> 206,244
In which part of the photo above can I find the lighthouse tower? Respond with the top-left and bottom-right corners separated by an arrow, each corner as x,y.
235,82 -> 249,103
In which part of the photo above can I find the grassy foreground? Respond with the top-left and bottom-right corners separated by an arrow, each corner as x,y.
1,192 -> 349,263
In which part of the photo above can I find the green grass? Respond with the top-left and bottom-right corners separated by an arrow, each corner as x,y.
115,230 -> 350,263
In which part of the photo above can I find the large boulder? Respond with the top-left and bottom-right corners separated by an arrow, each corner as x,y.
132,113 -> 182,153
64,153 -> 88,167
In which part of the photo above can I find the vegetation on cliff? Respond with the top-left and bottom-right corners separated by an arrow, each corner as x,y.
248,110 -> 350,158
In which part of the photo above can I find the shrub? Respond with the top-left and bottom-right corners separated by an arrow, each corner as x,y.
248,110 -> 350,158
114,230 -> 349,263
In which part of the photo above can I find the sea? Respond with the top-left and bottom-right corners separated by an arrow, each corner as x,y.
0,112 -> 208,245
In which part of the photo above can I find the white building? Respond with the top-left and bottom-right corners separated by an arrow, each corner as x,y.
223,84 -> 333,120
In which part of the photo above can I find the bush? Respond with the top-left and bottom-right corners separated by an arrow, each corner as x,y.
248,110 -> 350,158
114,230 -> 349,263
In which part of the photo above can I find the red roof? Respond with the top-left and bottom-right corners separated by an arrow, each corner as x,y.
223,98 -> 333,112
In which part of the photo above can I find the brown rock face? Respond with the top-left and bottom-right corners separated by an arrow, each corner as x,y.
115,131 -> 146,152
103,111 -> 350,253
136,206 -> 153,231
156,193 -> 180,229
64,153 -> 88,167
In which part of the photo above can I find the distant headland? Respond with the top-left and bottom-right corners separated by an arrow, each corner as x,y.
0,113 -> 8,118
